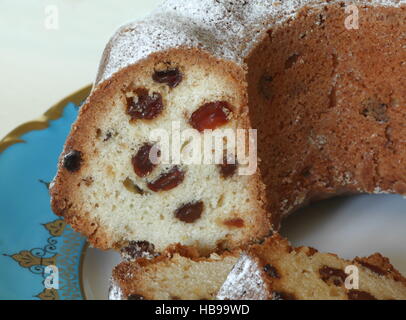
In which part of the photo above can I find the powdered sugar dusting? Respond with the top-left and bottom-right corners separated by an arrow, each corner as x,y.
108,278 -> 124,300
217,252 -> 268,300
95,0 -> 402,85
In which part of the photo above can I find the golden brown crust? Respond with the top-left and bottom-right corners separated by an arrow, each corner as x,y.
246,4 -> 406,228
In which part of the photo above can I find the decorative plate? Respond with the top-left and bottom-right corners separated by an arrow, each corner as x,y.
0,86 -> 91,300
1,86 -> 405,300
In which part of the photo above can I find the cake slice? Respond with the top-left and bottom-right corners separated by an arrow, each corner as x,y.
50,48 -> 270,254
110,234 -> 406,300
109,244 -> 240,300
217,234 -> 406,300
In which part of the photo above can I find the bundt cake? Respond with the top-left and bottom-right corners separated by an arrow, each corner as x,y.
50,0 -> 406,254
217,234 -> 406,300
109,234 -> 406,300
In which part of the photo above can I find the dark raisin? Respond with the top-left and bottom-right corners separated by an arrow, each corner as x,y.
347,289 -> 377,300
319,266 -> 347,286
355,259 -> 388,276
189,101 -> 232,132
219,156 -> 238,178
123,177 -> 144,195
63,150 -> 82,172
132,143 -> 160,177
147,166 -> 185,192
220,163 -> 237,178
152,68 -> 183,88
174,201 -> 203,223
272,291 -> 296,300
121,241 -> 156,260
306,247 -> 318,256
127,294 -> 145,300
126,88 -> 163,120
263,264 -> 280,278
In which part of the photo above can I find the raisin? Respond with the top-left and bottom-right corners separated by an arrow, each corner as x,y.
347,290 -> 377,300
219,156 -> 238,178
263,264 -> 280,278
355,258 -> 388,276
147,166 -> 185,192
126,88 -> 163,120
174,201 -> 204,223
189,101 -> 232,132
127,294 -> 145,300
305,247 -> 318,256
132,143 -> 160,177
152,68 -> 183,88
319,266 -> 347,286
63,150 -> 82,172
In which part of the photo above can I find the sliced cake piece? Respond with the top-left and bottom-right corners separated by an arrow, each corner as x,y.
50,48 -> 270,254
110,235 -> 406,300
217,234 -> 406,300
109,244 -> 240,300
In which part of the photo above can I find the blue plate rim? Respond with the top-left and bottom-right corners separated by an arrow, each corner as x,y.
0,85 -> 92,300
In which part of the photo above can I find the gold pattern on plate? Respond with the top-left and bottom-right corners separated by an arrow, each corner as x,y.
9,250 -> 58,269
43,219 -> 67,237
36,288 -> 60,300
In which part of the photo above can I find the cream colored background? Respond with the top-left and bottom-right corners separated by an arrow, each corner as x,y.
0,0 -> 161,139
